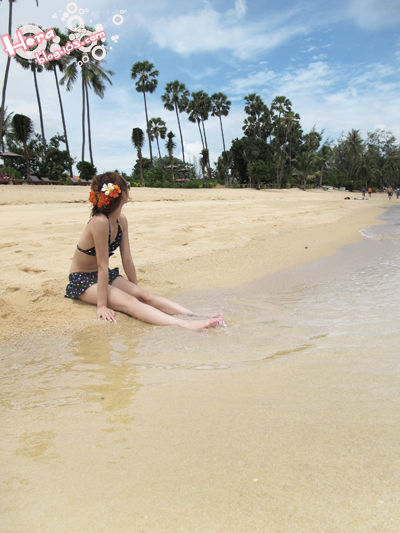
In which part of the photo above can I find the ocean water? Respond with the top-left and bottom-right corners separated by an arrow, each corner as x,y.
129,204 -> 400,371
1,206 -> 400,532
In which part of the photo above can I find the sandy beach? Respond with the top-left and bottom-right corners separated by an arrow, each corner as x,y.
1,185 -> 400,532
0,185 -> 386,343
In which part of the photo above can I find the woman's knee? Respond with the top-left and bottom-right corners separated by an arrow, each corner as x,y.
108,288 -> 136,314
136,288 -> 153,305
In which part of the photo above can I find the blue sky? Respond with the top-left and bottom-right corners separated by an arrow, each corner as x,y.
1,0 -> 399,174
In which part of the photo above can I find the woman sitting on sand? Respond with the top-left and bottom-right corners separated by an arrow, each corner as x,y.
65,172 -> 222,330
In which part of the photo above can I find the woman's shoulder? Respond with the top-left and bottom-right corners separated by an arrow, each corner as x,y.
88,214 -> 109,231
118,213 -> 128,228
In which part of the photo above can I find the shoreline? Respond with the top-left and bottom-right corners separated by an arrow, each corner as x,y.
0,186 -> 388,344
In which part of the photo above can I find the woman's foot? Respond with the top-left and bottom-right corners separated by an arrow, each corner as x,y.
179,317 -> 222,331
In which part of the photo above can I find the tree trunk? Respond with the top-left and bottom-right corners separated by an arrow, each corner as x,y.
32,65 -> 46,146
0,0 -> 13,153
81,77 -> 86,162
219,115 -> 226,154
142,91 -> 153,165
202,120 -> 208,151
138,150 -> 144,186
175,103 -> 185,163
201,120 -> 211,178
156,135 -> 161,161
86,84 -> 94,166
197,119 -> 205,150
53,66 -> 72,178
169,153 -> 175,182
23,143 -> 30,180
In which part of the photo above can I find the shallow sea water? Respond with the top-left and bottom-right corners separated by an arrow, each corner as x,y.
1,206 -> 400,532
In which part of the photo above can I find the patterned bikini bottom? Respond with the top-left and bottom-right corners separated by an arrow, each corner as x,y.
64,267 -> 120,299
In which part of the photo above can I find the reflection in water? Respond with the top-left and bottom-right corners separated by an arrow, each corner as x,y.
69,326 -> 141,426
0,323 -> 143,471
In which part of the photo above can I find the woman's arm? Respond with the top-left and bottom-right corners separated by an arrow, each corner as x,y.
119,214 -> 138,284
92,216 -> 116,322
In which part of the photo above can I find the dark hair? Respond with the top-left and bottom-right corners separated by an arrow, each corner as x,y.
90,172 -> 129,217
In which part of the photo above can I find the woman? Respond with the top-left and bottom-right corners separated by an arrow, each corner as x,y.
65,172 -> 223,330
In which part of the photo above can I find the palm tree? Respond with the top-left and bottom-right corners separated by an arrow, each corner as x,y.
165,131 -> 176,183
243,143 -> 259,188
243,93 -> 271,141
294,150 -> 317,188
211,92 -> 231,153
131,127 -> 145,186
131,61 -> 159,165
44,28 -> 72,176
186,93 -> 205,149
187,91 -> 212,176
0,0 -> 15,152
315,144 -> 332,187
0,0 -> 39,153
84,62 -> 113,165
148,117 -> 167,162
161,81 -> 189,163
0,107 -> 13,152
14,27 -> 46,146
346,129 -> 364,182
60,51 -> 113,164
271,96 -> 295,186
11,113 -> 34,179
200,148 -> 209,180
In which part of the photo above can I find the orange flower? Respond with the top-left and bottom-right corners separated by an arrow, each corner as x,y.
89,190 -> 96,205
97,192 -> 112,208
109,184 -> 121,198
89,185 -> 120,208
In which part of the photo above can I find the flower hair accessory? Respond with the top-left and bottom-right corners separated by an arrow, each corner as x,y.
89,183 -> 122,208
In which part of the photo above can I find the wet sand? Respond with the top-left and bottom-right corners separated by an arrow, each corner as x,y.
1,185 -> 399,532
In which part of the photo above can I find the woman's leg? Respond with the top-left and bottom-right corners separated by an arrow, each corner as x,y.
79,284 -> 220,330
111,276 -> 223,318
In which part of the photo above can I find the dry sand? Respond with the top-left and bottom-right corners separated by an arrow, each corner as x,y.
0,185 -> 386,343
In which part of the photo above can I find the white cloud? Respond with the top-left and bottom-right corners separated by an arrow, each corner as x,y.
227,0 -> 248,21
134,4 -> 307,60
347,0 -> 400,29
225,59 -> 400,142
184,66 -> 220,82
226,70 -> 278,95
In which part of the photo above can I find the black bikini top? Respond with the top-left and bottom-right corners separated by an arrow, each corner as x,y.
77,218 -> 122,257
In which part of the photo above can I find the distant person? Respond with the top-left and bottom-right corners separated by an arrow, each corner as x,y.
361,186 -> 366,198
395,188 -> 400,199
65,171 -> 223,330
387,186 -> 393,200
368,187 -> 372,198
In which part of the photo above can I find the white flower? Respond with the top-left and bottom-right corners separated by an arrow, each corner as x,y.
101,182 -> 114,196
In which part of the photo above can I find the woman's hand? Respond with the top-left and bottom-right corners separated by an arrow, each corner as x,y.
97,305 -> 116,323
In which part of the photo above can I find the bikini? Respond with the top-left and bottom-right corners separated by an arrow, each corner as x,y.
65,218 -> 122,300
76,218 -> 122,257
